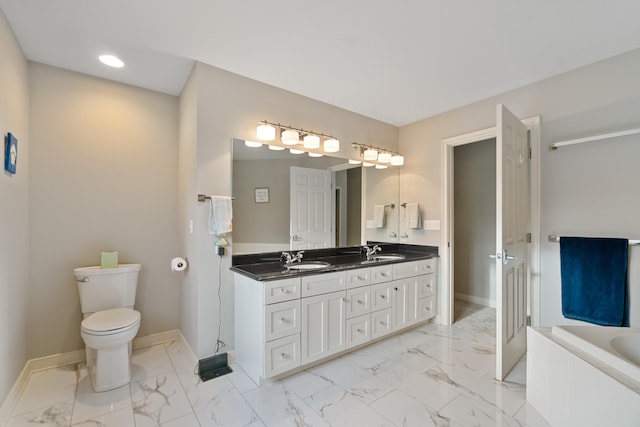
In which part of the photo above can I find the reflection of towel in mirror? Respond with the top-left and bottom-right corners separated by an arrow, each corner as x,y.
374,205 -> 385,228
406,203 -> 421,229
209,197 -> 233,235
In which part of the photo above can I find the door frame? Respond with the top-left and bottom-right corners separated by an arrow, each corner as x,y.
439,116 -> 541,327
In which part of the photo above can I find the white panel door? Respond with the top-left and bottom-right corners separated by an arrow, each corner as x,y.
290,166 -> 334,250
495,104 -> 529,381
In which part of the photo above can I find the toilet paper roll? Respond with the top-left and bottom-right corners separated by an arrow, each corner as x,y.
170,257 -> 187,272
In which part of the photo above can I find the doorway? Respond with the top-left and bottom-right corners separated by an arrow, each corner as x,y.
453,138 -> 496,322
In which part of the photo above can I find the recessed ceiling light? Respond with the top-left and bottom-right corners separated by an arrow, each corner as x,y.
99,54 -> 124,68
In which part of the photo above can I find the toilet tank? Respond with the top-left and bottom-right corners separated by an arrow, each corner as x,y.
75,264 -> 141,314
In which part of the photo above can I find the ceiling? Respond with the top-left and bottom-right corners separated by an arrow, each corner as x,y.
2,1 -> 640,126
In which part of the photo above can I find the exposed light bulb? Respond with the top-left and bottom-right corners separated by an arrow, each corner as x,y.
268,145 -> 285,151
99,54 -> 124,68
308,152 -> 323,157
375,164 -> 388,169
348,159 -> 362,165
362,162 -> 374,167
289,148 -> 305,154
244,140 -> 263,148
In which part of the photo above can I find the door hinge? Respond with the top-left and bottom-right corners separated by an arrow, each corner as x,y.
526,232 -> 532,243
528,147 -> 532,159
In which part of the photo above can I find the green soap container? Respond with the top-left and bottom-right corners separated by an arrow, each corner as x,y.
101,251 -> 118,268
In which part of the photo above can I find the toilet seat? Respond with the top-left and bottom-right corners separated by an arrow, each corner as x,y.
81,308 -> 140,336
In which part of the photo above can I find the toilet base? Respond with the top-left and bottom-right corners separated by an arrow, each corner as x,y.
85,341 -> 133,392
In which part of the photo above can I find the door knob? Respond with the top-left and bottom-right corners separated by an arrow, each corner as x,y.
490,249 -> 517,265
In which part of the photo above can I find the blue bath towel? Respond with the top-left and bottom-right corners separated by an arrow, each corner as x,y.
560,237 -> 629,326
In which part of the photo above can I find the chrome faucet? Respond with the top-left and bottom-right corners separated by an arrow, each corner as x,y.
361,244 -> 381,260
281,251 -> 304,264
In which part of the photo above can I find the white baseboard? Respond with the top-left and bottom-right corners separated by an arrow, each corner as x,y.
0,329 -> 192,426
454,292 -> 496,308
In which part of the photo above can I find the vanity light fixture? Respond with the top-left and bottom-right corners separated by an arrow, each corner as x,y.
352,142 -> 404,167
256,120 -> 340,154
324,138 -> 340,153
281,129 -> 300,145
390,155 -> 405,166
244,140 -> 263,148
378,152 -> 392,163
303,134 -> 320,149
257,121 -> 276,141
99,54 -> 124,68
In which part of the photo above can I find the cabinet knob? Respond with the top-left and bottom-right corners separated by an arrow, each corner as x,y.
357,299 -> 363,305
380,321 -> 386,325
393,287 -> 398,291
381,272 -> 389,277
281,352 -> 289,359
280,317 -> 289,323
357,275 -> 366,280
380,295 -> 386,299
357,328 -> 363,333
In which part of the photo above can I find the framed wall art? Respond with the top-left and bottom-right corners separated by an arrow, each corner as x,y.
4,133 -> 17,174
254,187 -> 269,203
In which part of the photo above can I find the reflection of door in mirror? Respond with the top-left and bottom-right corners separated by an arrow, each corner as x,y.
290,166 -> 333,250
232,139 -> 365,255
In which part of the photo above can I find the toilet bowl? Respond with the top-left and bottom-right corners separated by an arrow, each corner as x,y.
81,307 -> 141,392
74,263 -> 142,392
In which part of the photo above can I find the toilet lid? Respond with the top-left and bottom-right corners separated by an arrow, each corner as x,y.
81,308 -> 140,333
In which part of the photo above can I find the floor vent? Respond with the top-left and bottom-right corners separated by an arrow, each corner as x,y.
198,352 -> 232,382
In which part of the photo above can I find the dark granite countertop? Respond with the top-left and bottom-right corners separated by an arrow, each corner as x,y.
230,243 -> 438,281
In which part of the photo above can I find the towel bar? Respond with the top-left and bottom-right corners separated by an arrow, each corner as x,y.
548,235 -> 640,245
198,194 -> 235,202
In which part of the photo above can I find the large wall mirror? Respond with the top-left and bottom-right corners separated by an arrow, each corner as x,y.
232,138 -> 399,255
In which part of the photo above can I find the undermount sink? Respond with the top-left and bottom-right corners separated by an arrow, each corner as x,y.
371,254 -> 406,261
284,261 -> 331,270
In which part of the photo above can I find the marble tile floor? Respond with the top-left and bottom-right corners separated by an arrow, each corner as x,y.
5,302 -> 549,427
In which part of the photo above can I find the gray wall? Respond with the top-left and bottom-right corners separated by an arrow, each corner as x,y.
453,138 -> 496,306
0,9 -> 29,403
400,47 -> 640,326
28,63 -> 181,358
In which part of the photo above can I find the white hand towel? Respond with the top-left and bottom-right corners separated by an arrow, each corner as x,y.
406,203 -> 421,229
373,204 -> 385,228
209,196 -> 233,235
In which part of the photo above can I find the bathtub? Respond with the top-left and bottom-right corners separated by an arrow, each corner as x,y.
552,325 -> 640,382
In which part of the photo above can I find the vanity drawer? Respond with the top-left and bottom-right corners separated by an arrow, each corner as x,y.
417,296 -> 435,321
370,265 -> 393,284
371,308 -> 392,339
393,259 -> 434,280
371,282 -> 393,311
301,271 -> 346,297
346,286 -> 370,319
346,268 -> 370,289
346,314 -> 370,349
417,274 -> 435,298
265,299 -> 301,342
264,278 -> 301,304
265,334 -> 300,378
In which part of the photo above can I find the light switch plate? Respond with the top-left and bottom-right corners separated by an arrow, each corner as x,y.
423,220 -> 440,231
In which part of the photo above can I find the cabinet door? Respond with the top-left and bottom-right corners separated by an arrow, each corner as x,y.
265,334 -> 300,378
346,314 -> 370,349
265,299 -> 301,342
346,286 -> 370,319
391,278 -> 419,331
301,291 -> 346,364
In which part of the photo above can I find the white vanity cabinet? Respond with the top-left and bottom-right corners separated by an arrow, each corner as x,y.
234,257 -> 437,384
391,259 -> 437,330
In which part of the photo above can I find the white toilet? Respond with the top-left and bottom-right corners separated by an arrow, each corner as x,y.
74,263 -> 142,392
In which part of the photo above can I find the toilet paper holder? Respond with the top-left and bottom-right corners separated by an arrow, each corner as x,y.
170,257 -> 188,272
